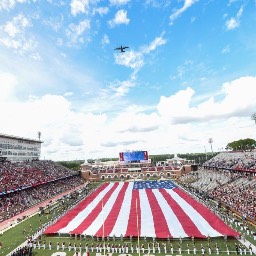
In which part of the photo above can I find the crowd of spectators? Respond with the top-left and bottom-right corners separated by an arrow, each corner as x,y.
0,160 -> 84,222
0,160 -> 79,193
203,150 -> 256,172
180,151 -> 256,222
179,168 -> 249,192
209,177 -> 256,221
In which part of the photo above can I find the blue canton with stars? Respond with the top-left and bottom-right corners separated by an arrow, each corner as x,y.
133,180 -> 177,190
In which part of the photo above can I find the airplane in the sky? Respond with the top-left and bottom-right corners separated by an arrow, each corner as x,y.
114,46 -> 129,53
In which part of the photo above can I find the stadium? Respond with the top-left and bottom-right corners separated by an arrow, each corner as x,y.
0,133 -> 256,256
2,0 -> 256,255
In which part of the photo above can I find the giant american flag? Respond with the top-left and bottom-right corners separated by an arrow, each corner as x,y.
44,181 -> 239,238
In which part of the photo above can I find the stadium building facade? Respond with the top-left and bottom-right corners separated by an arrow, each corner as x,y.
0,133 -> 42,162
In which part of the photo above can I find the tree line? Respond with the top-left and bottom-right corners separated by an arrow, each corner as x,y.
225,138 -> 256,151
57,138 -> 256,169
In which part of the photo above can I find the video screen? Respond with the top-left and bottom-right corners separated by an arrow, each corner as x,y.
119,151 -> 148,163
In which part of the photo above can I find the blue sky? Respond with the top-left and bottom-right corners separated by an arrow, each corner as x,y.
1,0 -> 256,161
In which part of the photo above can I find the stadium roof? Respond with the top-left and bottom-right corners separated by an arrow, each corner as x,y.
0,133 -> 43,144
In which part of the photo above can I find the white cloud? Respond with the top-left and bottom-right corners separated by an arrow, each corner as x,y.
170,0 -> 198,25
0,14 -> 37,55
109,0 -> 130,6
66,20 -> 90,45
226,17 -> 239,30
101,34 -> 110,46
93,6 -> 109,16
0,2 -> 255,161
100,79 -> 136,99
114,35 -> 166,73
0,0 -> 30,11
145,0 -> 170,8
108,9 -> 130,28
228,0 -> 238,5
112,35 -> 166,97
70,0 -> 89,16
157,87 -> 195,119
0,72 -> 16,101
115,50 -> 144,70
237,5 -> 243,17
0,79 -> 107,160
142,36 -> 166,54
43,17 -> 64,32
1,71 -> 256,160
225,5 -> 243,30
2,14 -> 31,37
117,112 -> 160,133
157,76 -> 256,124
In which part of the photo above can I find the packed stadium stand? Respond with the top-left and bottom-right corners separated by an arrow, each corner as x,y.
0,160 -> 84,222
180,150 -> 256,223
202,150 -> 256,172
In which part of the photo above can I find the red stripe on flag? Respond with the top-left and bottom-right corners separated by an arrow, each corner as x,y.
160,189 -> 203,238
174,188 -> 239,236
44,183 -> 109,234
125,189 -> 141,237
71,183 -> 119,234
95,182 -> 129,237
145,189 -> 171,238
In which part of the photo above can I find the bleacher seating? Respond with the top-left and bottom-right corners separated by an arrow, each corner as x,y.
180,151 -> 256,221
0,160 -> 78,193
203,150 -> 256,171
0,160 -> 84,222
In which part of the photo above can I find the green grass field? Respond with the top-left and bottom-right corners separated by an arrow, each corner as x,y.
0,212 -> 56,255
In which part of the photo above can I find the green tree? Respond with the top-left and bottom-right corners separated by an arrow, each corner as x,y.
226,138 -> 256,151
57,160 -> 84,170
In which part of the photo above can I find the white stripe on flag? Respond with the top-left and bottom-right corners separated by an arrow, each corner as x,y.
82,182 -> 124,235
167,189 -> 222,237
59,183 -> 114,233
152,189 -> 187,237
139,188 -> 156,237
109,182 -> 133,237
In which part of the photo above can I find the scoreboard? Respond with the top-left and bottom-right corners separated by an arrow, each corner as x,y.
119,151 -> 149,163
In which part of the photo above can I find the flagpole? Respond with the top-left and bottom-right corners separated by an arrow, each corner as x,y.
136,198 -> 140,256
102,199 -> 106,256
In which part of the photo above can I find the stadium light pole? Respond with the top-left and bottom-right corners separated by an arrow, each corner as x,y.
251,113 -> 256,124
38,131 -> 41,141
204,146 -> 208,161
251,113 -> 256,150
208,138 -> 213,156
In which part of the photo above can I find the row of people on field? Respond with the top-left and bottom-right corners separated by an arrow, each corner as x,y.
30,240 -> 254,255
